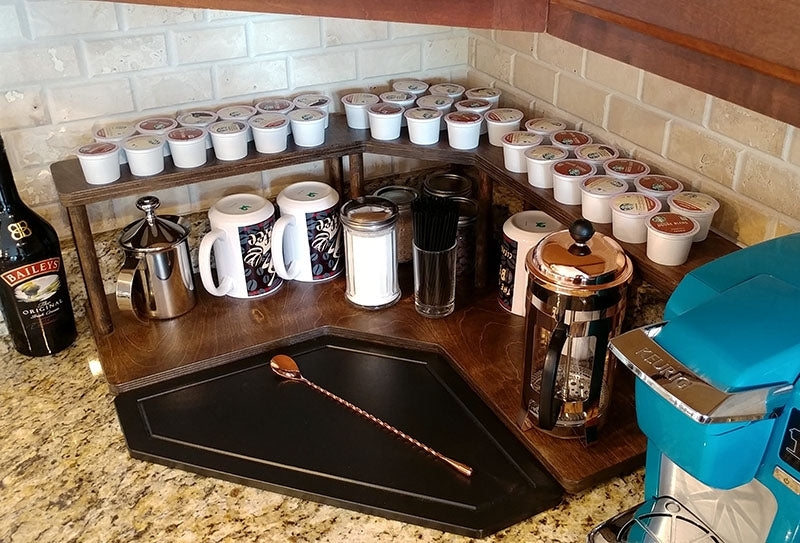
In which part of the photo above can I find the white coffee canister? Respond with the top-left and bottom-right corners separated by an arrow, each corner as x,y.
455,99 -> 492,134
123,135 -> 166,176
550,130 -> 592,157
166,127 -> 207,168
404,107 -> 442,145
552,159 -> 598,205
416,95 -> 453,131
464,87 -> 501,109
501,131 -> 543,173
486,108 -> 524,147
634,174 -> 684,208
341,92 -> 380,130
136,117 -> 177,156
380,91 -> 417,126
610,192 -> 662,243
288,108 -> 326,147
217,105 -> 257,142
498,210 -> 563,316
646,212 -> 700,266
524,118 -> 567,144
575,143 -> 620,173
208,120 -> 249,161
667,191 -> 720,242
392,79 -> 429,97
603,158 -> 651,189
367,103 -> 404,141
428,83 -> 465,101
292,94 -> 331,128
524,145 -> 568,188
580,175 -> 629,224
76,142 -> 121,185
177,110 -> 218,149
254,98 -> 294,134
93,122 -> 136,164
444,111 -> 483,150
249,113 -> 289,154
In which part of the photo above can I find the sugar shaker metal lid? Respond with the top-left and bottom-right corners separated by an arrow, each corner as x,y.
340,196 -> 398,231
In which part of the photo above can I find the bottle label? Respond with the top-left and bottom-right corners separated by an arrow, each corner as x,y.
2,257 -> 70,325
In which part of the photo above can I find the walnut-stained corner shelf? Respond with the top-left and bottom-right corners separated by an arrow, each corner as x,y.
52,114 -> 738,493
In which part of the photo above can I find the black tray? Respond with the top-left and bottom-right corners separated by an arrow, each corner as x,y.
114,329 -> 562,537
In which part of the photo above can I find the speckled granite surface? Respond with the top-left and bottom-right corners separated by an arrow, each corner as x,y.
0,216 -> 647,543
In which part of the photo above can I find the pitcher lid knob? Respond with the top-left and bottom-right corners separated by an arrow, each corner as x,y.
568,219 -> 594,256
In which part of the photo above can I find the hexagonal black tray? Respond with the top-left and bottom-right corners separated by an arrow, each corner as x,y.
114,329 -> 562,537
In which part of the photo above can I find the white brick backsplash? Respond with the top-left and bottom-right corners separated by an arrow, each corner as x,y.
135,69 -> 213,110
390,22 -> 448,38
49,79 -> 134,122
174,26 -> 247,64
188,172 -> 263,211
424,37 -> 468,70
325,18 -> 387,46
32,202 -> 70,237
0,4 -> 23,40
0,87 -> 47,130
85,35 -> 167,76
4,120 -> 94,169
112,187 -> 193,228
206,9 -> 255,21
292,51 -> 356,87
16,166 -> 59,206
0,45 -> 80,86
263,163 -> 327,197
27,0 -> 117,37
360,43 -> 420,79
122,4 -> 203,28
216,59 -> 287,98
251,17 -> 320,54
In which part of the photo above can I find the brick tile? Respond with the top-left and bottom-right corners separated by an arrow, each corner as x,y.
3,119 -> 95,169
739,153 -> 800,221
15,166 -> 59,206
0,87 -> 47,130
123,4 -> 203,27
252,17 -> 320,54
216,60 -> 287,98
423,36 -> 468,70
666,121 -> 739,187
135,69 -> 213,109
473,40 -> 512,83
513,56 -> 556,103
606,95 -> 668,153
641,72 -> 706,124
0,46 -> 80,86
788,127 -> 800,167
698,182 -> 771,246
325,18 -> 386,45
709,98 -> 788,156
86,35 -> 167,76
174,26 -> 246,64
495,30 -> 534,55
536,34 -> 583,74
189,172 -> 263,211
556,74 -> 607,127
28,0 -> 117,37
49,79 -> 134,122
775,221 -> 799,237
360,44 -> 420,79
0,4 -> 22,40
292,51 -> 356,87
585,51 -> 640,97
390,22 -> 449,38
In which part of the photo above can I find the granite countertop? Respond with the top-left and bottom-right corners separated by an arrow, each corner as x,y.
0,224 -> 645,543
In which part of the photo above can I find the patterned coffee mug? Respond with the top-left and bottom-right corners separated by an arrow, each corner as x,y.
199,193 -> 283,298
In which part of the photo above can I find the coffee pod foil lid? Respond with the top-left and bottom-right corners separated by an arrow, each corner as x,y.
648,212 -> 699,236
553,159 -> 595,177
416,95 -> 453,108
486,108 -> 524,123
502,131 -> 542,146
669,191 -> 720,213
525,118 -> 567,133
124,134 -> 164,150
525,145 -> 568,161
552,130 -> 591,146
576,144 -> 618,161
582,175 -> 628,195
342,93 -> 380,106
611,193 -> 661,215
405,107 -> 442,120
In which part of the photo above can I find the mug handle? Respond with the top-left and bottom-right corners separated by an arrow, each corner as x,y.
199,228 -> 234,297
271,215 -> 300,280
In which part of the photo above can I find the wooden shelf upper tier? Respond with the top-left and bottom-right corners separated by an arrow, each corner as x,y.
52,114 -> 739,295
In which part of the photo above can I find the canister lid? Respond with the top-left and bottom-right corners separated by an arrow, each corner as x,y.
340,196 -> 398,231
527,219 -> 633,290
373,185 -> 419,210
118,196 -> 189,252
423,173 -> 473,198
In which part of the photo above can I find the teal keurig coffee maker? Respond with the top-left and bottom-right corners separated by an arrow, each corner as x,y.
589,233 -> 800,543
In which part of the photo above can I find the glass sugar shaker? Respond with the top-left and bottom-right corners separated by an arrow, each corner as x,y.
373,185 -> 418,264
451,197 -> 478,289
340,196 -> 400,309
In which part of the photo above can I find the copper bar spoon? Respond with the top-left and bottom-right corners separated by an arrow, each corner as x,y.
270,354 -> 473,477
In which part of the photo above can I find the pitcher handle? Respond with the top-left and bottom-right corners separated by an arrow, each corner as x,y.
538,319 -> 568,430
198,228 -> 233,297
116,255 -> 143,318
271,215 -> 300,280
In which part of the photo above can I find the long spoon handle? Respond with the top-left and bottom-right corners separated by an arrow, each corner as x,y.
300,377 -> 473,477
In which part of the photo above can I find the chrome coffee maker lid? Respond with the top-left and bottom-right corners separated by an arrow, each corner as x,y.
527,218 -> 633,293
119,196 -> 190,253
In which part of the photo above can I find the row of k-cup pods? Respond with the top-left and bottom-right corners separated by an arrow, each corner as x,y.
75,94 -> 336,185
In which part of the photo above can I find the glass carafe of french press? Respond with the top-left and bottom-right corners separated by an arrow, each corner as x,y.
517,219 -> 633,442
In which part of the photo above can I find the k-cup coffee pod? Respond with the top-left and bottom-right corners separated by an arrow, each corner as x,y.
93,122 -> 136,164
580,175 -> 629,224
550,130 -> 592,157
552,159 -> 597,205
610,192 -> 662,243
498,210 -> 563,316
575,143 -> 619,173
667,191 -> 720,242
177,110 -> 218,149
524,118 -> 567,144
392,79 -> 429,96
455,99 -> 492,134
464,87 -> 501,108
524,145 -> 568,188
136,117 -> 177,156
341,92 -> 380,130
367,103 -> 404,141
292,94 -> 331,128
416,95 -> 453,131
217,105 -> 257,142
444,112 -> 482,150
208,120 -> 248,161
486,108 -> 524,147
76,142 -> 121,185
379,91 -> 416,126
123,135 -> 166,176
166,127 -> 207,168
646,212 -> 700,266
603,158 -> 651,189
288,108 -> 326,147
254,98 -> 294,134
428,83 -> 465,101
501,131 -> 542,173
404,107 -> 442,145
249,113 -> 289,154
634,174 -> 684,207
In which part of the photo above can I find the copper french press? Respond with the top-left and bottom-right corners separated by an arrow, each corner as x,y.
517,219 -> 633,443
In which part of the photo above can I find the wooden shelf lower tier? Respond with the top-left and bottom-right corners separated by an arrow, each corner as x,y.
94,268 -> 646,493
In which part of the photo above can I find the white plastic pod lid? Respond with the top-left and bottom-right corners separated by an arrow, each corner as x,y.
428,83 -> 465,97
166,127 -> 205,141
94,123 -> 136,139
137,118 -> 177,133
465,87 -> 501,99
455,99 -> 491,111
575,144 -> 619,161
416,95 -> 453,109
217,105 -> 257,120
368,103 -> 404,116
647,212 -> 699,237
77,142 -> 118,156
208,120 -> 247,134
611,193 -> 661,216
668,191 -> 720,214
292,94 -> 331,108
552,159 -> 596,177
379,91 -> 415,103
404,107 -> 442,121
635,174 -> 683,195
288,108 -> 326,123
551,130 -> 591,147
524,145 -> 568,162
342,93 -> 380,106
486,108 -> 524,123
525,118 -> 567,134
392,80 -> 429,94
604,158 -> 650,178
445,112 -> 482,124
581,175 -> 628,196
123,134 -> 165,151
501,131 -> 543,147
248,113 -> 289,130
254,99 -> 294,114
177,110 -> 218,126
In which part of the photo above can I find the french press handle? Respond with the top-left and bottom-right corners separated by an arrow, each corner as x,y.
538,319 -> 568,430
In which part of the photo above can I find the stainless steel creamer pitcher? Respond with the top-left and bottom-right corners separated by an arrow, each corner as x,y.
116,196 -> 196,319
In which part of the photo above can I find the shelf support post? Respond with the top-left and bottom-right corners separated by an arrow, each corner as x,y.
476,169 -> 494,289
348,153 -> 364,199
